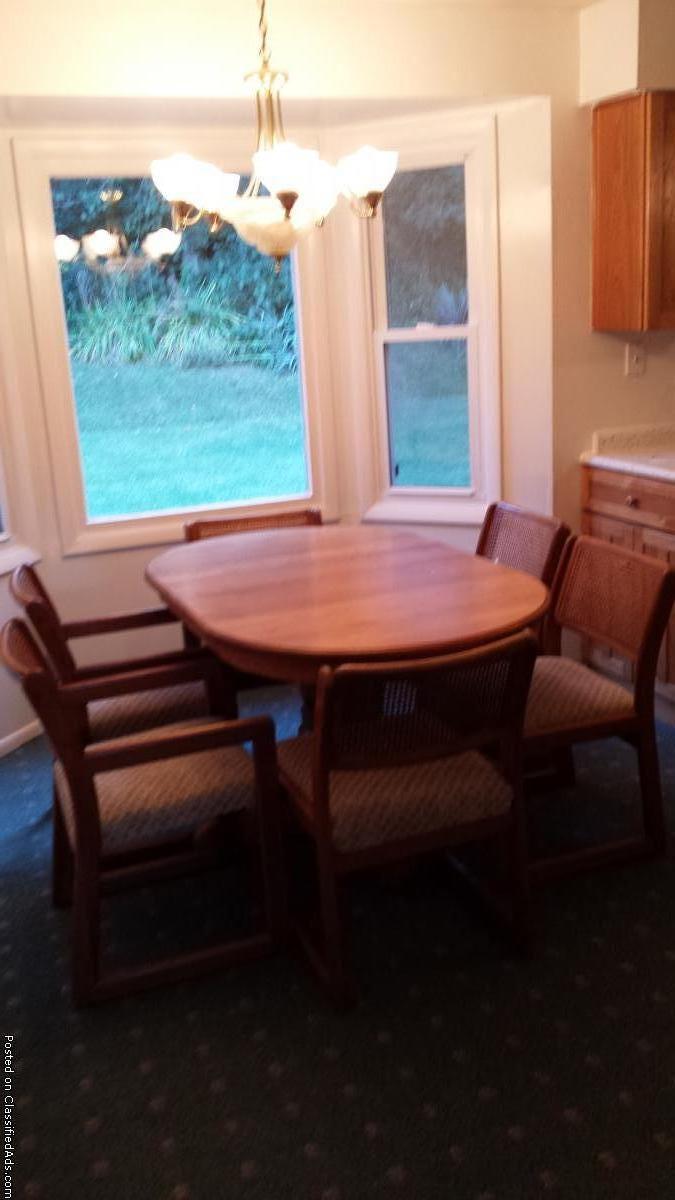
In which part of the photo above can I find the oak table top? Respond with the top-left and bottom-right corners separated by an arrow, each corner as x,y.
146,525 -> 549,684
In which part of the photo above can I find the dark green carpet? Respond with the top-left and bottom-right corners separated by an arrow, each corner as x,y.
2,691 -> 675,1200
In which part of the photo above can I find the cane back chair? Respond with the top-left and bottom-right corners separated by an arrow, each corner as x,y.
183,508 -> 323,695
277,632 -> 538,1005
184,507 -> 322,542
477,502 -> 571,587
523,535 -> 675,881
10,563 -> 232,740
0,618 -> 286,1006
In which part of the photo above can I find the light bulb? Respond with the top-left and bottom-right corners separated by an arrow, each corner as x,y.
252,143 -> 318,202
337,145 -> 398,199
301,158 -> 339,223
151,154 -> 240,215
142,228 -> 182,260
81,229 -> 121,260
54,234 -> 79,262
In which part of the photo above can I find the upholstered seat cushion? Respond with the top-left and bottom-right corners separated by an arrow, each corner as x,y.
277,736 -> 512,853
525,656 -> 635,737
54,722 -> 255,854
88,682 -> 209,741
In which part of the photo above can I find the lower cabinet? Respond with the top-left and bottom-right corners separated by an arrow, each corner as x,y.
581,474 -> 675,699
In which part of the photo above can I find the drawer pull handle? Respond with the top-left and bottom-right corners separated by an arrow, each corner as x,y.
625,495 -> 640,508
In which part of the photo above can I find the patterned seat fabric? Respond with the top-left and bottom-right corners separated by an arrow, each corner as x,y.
525,656 -> 635,736
88,682 -> 209,741
277,736 -> 512,853
55,722 -> 255,854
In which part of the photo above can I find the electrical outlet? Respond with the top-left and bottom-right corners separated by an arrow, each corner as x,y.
625,342 -> 646,377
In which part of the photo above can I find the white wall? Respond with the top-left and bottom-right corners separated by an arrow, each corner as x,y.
579,0 -> 640,103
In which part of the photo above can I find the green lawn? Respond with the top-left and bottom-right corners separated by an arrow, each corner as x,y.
72,361 -> 308,519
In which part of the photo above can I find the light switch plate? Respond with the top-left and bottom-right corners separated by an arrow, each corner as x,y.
625,342 -> 646,377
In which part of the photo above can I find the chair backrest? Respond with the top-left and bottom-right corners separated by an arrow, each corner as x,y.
10,564 -> 77,681
0,618 -> 81,761
476,502 -> 571,586
314,632 -> 537,776
184,508 -> 322,542
552,536 -> 675,697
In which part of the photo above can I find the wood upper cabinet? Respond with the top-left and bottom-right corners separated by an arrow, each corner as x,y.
593,91 -> 675,332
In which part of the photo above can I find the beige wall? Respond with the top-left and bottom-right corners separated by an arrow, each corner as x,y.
1,0 -> 675,744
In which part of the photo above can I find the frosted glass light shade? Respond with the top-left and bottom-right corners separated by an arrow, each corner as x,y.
151,153 -> 240,214
252,142 -> 318,199
81,229 -> 121,260
227,195 -> 314,258
337,145 -> 398,199
142,227 -> 182,260
303,158 -> 339,222
54,234 -> 80,262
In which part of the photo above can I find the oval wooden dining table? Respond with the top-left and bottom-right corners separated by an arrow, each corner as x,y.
146,525 -> 549,685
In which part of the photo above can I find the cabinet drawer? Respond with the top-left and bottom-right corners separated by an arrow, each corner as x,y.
583,466 -> 675,531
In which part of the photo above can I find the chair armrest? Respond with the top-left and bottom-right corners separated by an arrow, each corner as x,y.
84,715 -> 276,773
62,607 -> 178,638
72,647 -> 208,681
59,657 -> 221,705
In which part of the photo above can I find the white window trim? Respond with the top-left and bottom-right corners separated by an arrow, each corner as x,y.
323,109 -> 501,527
12,132 -> 339,556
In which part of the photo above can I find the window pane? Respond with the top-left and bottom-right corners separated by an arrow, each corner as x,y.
50,176 -> 309,520
382,165 -> 467,328
385,341 -> 471,488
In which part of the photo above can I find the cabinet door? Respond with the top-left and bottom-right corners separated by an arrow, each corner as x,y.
581,513 -> 637,680
646,92 -> 675,330
592,94 -> 647,332
635,525 -> 675,686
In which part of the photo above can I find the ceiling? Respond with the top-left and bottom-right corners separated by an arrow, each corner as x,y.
372,0 -> 596,6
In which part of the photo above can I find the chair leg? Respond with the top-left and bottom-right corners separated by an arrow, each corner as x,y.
317,849 -> 353,1007
507,815 -> 532,955
636,728 -> 668,857
71,853 -> 101,1007
52,793 -> 74,909
554,746 -> 576,789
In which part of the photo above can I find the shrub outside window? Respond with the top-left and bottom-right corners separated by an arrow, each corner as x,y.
50,176 -> 310,522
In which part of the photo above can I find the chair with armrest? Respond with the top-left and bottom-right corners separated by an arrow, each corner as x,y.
0,618 -> 286,1006
523,535 -> 675,881
277,632 -> 537,1006
477,502 -> 571,587
10,563 -> 235,739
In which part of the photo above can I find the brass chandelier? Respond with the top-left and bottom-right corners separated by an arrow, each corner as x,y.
150,0 -> 398,266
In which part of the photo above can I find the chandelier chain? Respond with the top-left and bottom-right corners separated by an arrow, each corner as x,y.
257,0 -> 271,68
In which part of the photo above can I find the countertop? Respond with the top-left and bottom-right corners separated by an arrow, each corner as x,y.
581,423 -> 675,483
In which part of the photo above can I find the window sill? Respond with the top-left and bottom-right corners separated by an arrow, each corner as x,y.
363,496 -> 489,527
60,497 -> 316,557
0,542 -> 40,578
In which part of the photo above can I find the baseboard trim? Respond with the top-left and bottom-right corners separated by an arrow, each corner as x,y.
0,720 -> 42,759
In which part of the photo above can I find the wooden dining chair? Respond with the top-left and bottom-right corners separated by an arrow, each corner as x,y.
523,535 -> 675,881
10,563 -> 234,739
184,507 -> 322,542
182,508 -> 323,694
477,502 -> 571,587
277,632 -> 538,1005
0,617 -> 286,1006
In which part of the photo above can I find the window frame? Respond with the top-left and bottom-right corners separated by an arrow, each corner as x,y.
364,113 -> 501,526
13,133 -> 338,555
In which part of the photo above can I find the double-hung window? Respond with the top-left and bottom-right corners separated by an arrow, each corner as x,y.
366,114 -> 500,524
